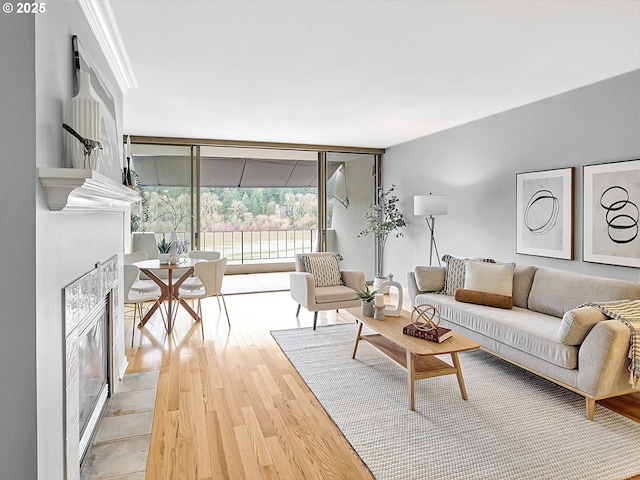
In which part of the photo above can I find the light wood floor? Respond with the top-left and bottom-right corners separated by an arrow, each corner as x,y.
125,290 -> 640,480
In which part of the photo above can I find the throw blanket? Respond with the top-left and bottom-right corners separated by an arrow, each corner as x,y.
582,300 -> 640,389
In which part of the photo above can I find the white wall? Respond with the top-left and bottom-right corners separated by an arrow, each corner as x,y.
0,12 -> 37,480
329,154 -> 376,279
383,69 -> 640,287
34,3 -> 127,479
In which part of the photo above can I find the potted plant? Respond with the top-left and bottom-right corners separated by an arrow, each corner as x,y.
157,235 -> 171,263
355,284 -> 378,316
358,184 -> 407,289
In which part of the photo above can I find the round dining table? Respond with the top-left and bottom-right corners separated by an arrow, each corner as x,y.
134,258 -> 203,333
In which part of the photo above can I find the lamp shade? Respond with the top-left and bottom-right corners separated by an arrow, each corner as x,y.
414,194 -> 447,216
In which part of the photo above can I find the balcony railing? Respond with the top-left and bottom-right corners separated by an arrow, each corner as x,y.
156,229 -> 317,263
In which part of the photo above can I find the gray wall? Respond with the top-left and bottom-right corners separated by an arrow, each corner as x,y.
0,13 -> 37,480
383,69 -> 640,287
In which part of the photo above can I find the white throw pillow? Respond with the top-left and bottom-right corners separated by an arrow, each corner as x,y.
464,260 -> 515,297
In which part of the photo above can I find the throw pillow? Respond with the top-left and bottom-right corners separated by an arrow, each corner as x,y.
300,254 -> 344,287
414,266 -> 446,292
556,306 -> 607,345
439,255 -> 495,296
439,255 -> 467,295
464,260 -> 515,297
454,289 -> 513,309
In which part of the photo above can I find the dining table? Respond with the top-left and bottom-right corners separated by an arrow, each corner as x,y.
134,258 -> 203,333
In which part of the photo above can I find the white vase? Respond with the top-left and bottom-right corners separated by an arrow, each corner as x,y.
169,231 -> 179,257
66,72 -> 100,170
373,276 -> 390,294
159,253 -> 170,264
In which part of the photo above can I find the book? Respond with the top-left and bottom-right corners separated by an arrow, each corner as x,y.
403,324 -> 453,343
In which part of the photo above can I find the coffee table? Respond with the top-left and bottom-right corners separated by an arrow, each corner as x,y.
347,306 -> 480,411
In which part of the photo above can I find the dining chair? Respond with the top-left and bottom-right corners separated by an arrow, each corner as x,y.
124,264 -> 165,346
123,252 -> 158,293
180,250 -> 222,291
177,258 -> 230,338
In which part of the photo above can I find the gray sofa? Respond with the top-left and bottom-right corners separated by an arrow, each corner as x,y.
407,263 -> 640,420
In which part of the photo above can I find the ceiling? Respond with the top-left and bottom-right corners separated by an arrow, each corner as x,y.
111,0 -> 640,149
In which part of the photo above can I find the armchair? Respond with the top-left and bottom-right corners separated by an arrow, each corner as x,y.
290,252 -> 365,330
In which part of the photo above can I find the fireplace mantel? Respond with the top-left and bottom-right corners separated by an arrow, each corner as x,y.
38,167 -> 140,211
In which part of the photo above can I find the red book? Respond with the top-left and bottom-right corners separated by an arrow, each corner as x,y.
403,324 -> 453,343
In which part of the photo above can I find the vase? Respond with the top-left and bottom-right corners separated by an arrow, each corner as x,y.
361,301 -> 375,317
169,231 -> 178,257
373,276 -> 390,294
66,72 -> 100,170
159,253 -> 170,264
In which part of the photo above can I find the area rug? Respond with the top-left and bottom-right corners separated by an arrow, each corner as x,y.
271,323 -> 640,480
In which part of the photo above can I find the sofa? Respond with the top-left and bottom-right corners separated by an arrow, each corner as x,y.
407,256 -> 640,420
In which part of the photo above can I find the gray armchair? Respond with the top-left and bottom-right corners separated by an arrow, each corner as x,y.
290,253 -> 365,330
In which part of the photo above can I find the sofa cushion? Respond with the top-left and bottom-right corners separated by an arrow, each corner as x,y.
464,260 -> 515,296
314,285 -> 357,303
455,289 -> 513,309
414,266 -> 446,292
528,267 -> 640,318
556,306 -> 608,345
300,254 -> 344,287
415,292 -> 578,369
512,265 -> 538,308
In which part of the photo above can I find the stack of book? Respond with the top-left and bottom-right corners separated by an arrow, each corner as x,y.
403,324 -> 453,343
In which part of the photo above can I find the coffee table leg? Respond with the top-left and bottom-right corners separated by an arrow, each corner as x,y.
351,321 -> 364,359
451,352 -> 468,400
406,350 -> 415,411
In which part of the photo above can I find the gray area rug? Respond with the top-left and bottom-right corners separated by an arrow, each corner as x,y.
271,323 -> 640,480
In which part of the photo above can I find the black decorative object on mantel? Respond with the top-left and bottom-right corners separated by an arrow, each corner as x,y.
122,135 -> 133,188
62,122 -> 102,169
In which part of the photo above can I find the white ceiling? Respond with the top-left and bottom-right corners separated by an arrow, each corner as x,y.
111,0 -> 640,149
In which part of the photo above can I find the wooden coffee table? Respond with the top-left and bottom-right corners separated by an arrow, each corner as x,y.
347,306 -> 480,411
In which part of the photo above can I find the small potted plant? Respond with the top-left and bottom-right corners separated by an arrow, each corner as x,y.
157,235 -> 171,263
355,284 -> 378,316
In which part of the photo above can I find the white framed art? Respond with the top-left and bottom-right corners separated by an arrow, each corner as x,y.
583,159 -> 640,267
516,167 -> 574,259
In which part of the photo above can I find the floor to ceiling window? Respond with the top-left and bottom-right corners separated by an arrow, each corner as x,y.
129,138 -> 382,277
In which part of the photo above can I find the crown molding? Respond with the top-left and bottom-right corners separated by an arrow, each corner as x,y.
77,0 -> 137,93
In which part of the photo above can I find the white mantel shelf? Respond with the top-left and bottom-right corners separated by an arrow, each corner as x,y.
38,167 -> 140,211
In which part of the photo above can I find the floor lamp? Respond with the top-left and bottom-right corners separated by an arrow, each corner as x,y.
414,194 -> 448,266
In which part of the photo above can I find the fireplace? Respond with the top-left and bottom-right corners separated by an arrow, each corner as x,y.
64,255 -> 118,476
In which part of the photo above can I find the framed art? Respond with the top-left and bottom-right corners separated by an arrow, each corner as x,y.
516,167 -> 574,259
583,159 -> 640,267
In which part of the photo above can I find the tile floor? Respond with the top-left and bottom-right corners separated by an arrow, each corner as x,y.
81,371 -> 159,480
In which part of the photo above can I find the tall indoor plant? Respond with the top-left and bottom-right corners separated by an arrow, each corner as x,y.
358,184 -> 407,281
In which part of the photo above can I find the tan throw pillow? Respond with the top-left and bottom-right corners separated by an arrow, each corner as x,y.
414,266 -> 446,292
455,289 -> 514,309
556,306 -> 607,345
464,260 -> 515,297
300,254 -> 344,287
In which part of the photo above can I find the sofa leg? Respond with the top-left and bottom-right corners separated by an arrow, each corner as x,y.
586,397 -> 595,421
313,312 -> 318,330
296,304 -> 301,316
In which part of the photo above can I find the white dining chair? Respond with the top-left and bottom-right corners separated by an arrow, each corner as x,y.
124,264 -> 165,346
180,250 -> 222,291
124,252 -> 158,293
177,258 -> 230,338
